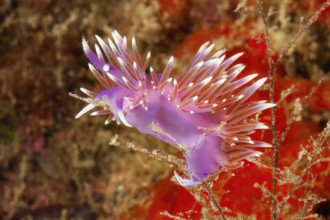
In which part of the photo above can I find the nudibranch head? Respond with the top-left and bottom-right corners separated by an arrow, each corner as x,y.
75,30 -> 275,186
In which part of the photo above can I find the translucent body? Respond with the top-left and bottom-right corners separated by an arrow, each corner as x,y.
76,31 -> 275,186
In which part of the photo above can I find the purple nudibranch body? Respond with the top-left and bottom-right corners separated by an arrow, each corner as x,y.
75,30 -> 275,186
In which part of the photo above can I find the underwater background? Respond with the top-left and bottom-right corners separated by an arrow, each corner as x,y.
1,0 -> 330,219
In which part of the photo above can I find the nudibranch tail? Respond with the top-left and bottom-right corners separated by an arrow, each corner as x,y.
75,30 -> 275,186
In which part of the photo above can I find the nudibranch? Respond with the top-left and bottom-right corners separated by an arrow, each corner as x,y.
75,30 -> 275,186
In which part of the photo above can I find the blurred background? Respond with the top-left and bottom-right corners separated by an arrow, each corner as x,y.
0,0 -> 330,219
